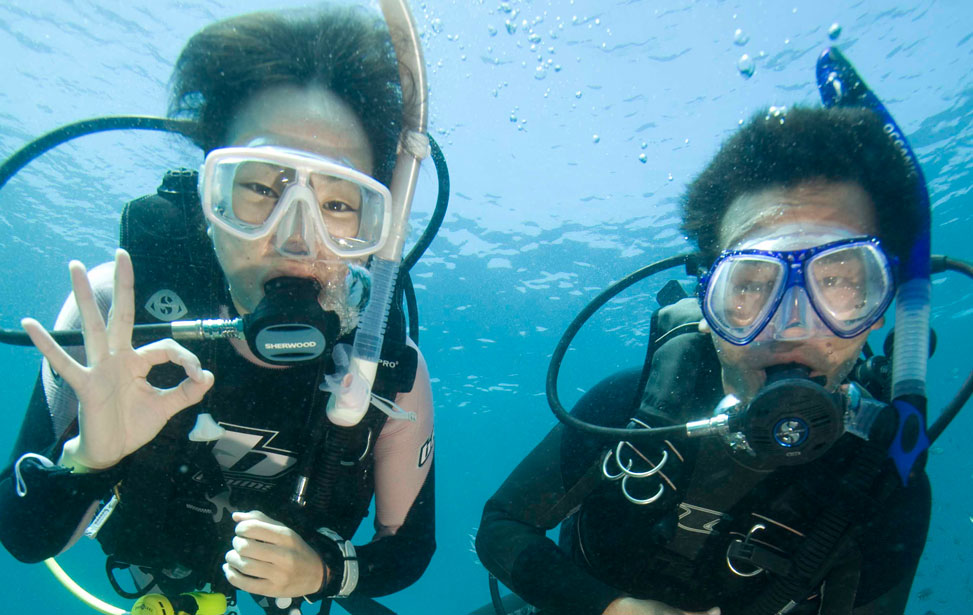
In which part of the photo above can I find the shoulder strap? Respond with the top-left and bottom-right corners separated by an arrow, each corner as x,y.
120,169 -> 225,324
635,297 -> 707,409
745,434 -> 898,614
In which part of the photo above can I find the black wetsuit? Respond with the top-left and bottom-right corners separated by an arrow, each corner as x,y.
476,332 -> 930,615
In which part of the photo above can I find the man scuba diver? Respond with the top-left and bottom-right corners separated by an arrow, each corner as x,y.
474,48 -> 960,615
0,2 -> 445,614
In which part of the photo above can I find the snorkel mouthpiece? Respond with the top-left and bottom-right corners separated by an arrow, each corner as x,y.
242,277 -> 339,365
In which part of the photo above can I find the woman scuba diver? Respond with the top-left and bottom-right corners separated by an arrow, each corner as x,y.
0,3 -> 442,614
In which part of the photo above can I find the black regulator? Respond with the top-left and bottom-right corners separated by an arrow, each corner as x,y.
241,277 -> 340,365
712,364 -> 894,471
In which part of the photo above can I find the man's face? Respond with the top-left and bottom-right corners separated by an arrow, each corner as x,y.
701,181 -> 886,401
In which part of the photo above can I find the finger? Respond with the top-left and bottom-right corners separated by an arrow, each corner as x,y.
107,249 -> 136,351
154,372 -> 215,420
21,318 -> 87,385
68,260 -> 109,361
232,535 -> 278,563
225,549 -> 276,579
138,338 -> 206,380
233,510 -> 276,524
234,517 -> 292,545
223,562 -> 274,596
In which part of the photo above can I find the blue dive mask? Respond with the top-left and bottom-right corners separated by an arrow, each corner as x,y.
700,236 -> 896,346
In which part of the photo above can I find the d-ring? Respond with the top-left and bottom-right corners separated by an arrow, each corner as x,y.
726,523 -> 767,578
621,474 -> 664,505
616,442 -> 668,479
602,448 -> 627,481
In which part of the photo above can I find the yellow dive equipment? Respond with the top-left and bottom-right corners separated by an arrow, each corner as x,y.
131,592 -> 227,615
45,558 -> 227,615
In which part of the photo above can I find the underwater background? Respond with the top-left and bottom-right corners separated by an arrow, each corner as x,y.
0,0 -> 970,613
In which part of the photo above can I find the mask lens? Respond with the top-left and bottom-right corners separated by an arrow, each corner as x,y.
806,243 -> 892,335
308,171 -> 386,254
705,254 -> 786,343
225,160 -> 298,228
203,147 -> 392,257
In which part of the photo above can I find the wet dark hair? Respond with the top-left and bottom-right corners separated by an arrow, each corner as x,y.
169,6 -> 411,185
681,106 -> 922,266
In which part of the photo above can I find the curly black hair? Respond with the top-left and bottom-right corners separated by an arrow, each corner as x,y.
681,106 -> 922,266
168,6 -> 414,186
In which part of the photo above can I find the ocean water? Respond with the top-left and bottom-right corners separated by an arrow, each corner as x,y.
0,1 -> 970,614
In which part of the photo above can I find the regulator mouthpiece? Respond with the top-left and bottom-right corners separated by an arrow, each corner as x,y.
242,277 -> 339,365
727,363 -> 844,470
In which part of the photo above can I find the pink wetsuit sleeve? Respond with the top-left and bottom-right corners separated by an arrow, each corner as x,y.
370,343 -> 434,538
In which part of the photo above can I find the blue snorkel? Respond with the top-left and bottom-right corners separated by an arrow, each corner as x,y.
816,47 -> 931,484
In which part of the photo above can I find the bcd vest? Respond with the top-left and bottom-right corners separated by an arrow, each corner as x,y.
96,169 -> 418,595
570,298 -> 902,615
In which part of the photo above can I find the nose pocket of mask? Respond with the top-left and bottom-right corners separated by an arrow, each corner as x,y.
773,286 -> 811,339
273,185 -> 322,257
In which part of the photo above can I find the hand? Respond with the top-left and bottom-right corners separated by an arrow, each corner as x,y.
22,249 -> 214,471
223,510 -> 328,598
603,597 -> 720,615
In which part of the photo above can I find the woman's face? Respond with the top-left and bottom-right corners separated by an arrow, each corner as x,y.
701,181 -> 885,401
211,84 -> 375,317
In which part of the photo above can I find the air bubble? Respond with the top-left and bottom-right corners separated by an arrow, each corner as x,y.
592,134 -> 600,143
499,2 -> 512,13
733,28 -> 749,46
488,25 -> 498,36
575,91 -> 582,98
667,172 -> 673,181
640,141 -> 647,149
737,53 -> 755,79
505,20 -> 517,34
638,153 -> 647,163
828,23 -> 842,40
509,113 -> 517,122
430,18 -> 443,33
528,32 -> 542,43
534,65 -> 547,80
554,64 -> 562,72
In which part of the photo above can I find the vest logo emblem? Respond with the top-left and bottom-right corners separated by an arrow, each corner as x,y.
145,289 -> 188,321
677,502 -> 727,535
418,433 -> 434,468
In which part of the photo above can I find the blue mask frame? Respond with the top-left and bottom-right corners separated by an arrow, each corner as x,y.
699,236 -> 896,346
